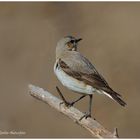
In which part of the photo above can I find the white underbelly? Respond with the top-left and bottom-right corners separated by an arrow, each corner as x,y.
54,66 -> 95,94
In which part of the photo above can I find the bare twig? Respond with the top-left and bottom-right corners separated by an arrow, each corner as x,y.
28,84 -> 118,138
113,128 -> 119,138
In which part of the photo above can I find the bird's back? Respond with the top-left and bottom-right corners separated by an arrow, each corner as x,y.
60,51 -> 97,74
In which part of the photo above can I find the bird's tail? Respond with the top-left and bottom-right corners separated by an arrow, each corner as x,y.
110,92 -> 126,107
102,89 -> 127,107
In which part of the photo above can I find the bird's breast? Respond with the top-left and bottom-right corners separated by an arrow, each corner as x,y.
54,62 -> 95,94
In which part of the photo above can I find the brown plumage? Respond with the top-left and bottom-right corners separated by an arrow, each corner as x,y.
58,58 -> 126,107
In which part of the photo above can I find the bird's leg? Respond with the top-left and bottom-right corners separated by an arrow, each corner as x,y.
69,95 -> 86,106
56,86 -> 70,106
79,94 -> 93,121
56,86 -> 86,107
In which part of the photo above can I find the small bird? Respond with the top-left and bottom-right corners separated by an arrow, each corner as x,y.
54,36 -> 126,120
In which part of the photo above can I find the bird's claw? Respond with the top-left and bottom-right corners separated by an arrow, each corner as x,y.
60,101 -> 74,107
79,112 -> 91,121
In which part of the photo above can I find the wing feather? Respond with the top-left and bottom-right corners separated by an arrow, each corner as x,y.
58,59 -> 121,97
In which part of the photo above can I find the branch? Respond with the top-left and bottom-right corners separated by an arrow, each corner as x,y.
28,84 -> 118,138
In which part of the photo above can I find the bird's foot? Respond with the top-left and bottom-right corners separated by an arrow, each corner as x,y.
60,101 -> 74,107
79,112 -> 91,121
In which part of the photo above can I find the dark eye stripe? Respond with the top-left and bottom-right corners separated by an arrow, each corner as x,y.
70,40 -> 75,43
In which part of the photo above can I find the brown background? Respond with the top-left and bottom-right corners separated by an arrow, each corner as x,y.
0,2 -> 139,138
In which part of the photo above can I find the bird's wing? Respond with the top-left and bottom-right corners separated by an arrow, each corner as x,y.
58,54 -> 121,97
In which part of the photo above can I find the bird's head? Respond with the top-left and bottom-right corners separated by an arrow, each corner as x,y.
56,36 -> 82,52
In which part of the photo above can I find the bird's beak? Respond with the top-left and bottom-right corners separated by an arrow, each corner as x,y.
75,38 -> 82,43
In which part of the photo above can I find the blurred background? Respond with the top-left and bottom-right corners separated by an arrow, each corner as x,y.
0,2 -> 139,138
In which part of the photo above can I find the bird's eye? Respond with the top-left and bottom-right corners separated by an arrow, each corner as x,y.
70,40 -> 75,43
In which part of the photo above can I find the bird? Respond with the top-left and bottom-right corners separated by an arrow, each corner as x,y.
54,36 -> 126,120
